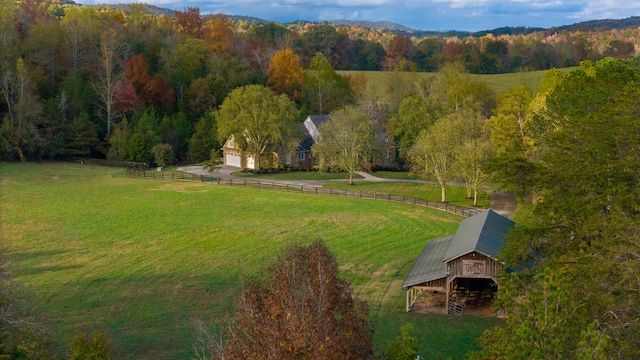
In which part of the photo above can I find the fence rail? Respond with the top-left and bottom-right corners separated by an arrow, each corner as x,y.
216,177 -> 479,217
125,170 -> 479,217
125,169 -> 217,182
70,157 -> 148,169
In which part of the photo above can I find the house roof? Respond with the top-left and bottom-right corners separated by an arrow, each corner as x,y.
401,235 -> 453,288
402,209 -> 515,289
377,132 -> 395,146
296,123 -> 314,152
307,115 -> 330,128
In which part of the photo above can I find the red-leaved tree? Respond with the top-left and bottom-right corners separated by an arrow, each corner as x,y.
213,239 -> 373,359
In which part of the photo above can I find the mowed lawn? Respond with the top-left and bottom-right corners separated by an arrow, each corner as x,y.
324,181 -> 491,208
1,162 -> 500,359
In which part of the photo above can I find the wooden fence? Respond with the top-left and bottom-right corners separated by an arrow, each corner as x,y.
126,168 -> 217,182
70,157 -> 148,169
125,169 -> 479,217
216,177 -> 479,217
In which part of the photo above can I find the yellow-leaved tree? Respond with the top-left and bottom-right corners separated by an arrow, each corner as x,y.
267,48 -> 305,101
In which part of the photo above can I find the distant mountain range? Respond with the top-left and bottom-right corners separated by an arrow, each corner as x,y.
74,2 -> 640,36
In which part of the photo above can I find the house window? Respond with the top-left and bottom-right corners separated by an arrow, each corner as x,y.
286,153 -> 292,165
299,152 -> 305,162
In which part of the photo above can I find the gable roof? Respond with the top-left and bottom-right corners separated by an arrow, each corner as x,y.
401,235 -> 453,288
443,209 -> 515,263
377,131 -> 395,146
303,115 -> 330,143
296,123 -> 314,152
307,115 -> 330,128
401,209 -> 515,289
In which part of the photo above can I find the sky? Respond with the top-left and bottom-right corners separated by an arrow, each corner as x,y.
78,0 -> 639,32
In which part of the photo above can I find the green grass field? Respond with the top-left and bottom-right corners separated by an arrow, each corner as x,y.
339,67 -> 574,94
324,181 -> 491,209
1,162 -> 501,359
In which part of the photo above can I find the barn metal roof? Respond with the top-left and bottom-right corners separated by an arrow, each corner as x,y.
443,209 -> 515,263
401,235 -> 453,289
401,209 -> 515,289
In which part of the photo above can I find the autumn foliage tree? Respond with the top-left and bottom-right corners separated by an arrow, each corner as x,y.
267,48 -> 304,101
213,239 -> 373,359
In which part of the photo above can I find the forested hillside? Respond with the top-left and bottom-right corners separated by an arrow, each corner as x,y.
472,58 -> 640,359
0,0 -> 638,164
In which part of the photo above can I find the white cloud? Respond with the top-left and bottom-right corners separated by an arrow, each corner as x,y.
74,0 -> 640,31
336,0 -> 392,5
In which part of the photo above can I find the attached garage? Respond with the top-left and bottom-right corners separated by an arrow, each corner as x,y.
225,152 -> 241,168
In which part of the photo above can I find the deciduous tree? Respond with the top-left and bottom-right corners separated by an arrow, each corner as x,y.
312,106 -> 376,185
386,323 -> 419,360
451,110 -> 491,206
93,28 -> 126,136
216,85 -> 297,171
302,52 -> 353,114
478,57 -> 640,360
0,58 -> 43,160
0,255 -> 51,359
214,239 -> 373,359
68,330 -> 112,360
409,111 -> 468,202
389,94 -> 445,156
151,143 -> 174,168
267,48 -> 304,100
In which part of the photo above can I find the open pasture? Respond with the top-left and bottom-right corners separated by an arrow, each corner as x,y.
1,162 -> 500,359
339,67 -> 574,94
324,181 -> 491,208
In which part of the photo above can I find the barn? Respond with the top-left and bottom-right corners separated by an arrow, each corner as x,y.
402,209 -> 515,317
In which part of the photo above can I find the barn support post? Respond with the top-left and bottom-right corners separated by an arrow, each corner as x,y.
406,289 -> 410,312
446,279 -> 450,315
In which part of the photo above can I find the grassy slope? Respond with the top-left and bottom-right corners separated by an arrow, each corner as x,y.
324,181 -> 491,208
339,67 -> 574,94
1,163 -> 499,359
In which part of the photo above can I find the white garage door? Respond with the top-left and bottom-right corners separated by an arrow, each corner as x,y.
226,153 -> 241,167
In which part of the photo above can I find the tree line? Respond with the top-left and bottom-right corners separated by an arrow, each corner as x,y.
473,57 -> 640,359
0,0 -> 638,166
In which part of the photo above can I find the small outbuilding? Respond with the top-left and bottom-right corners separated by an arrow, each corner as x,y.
402,209 -> 515,317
